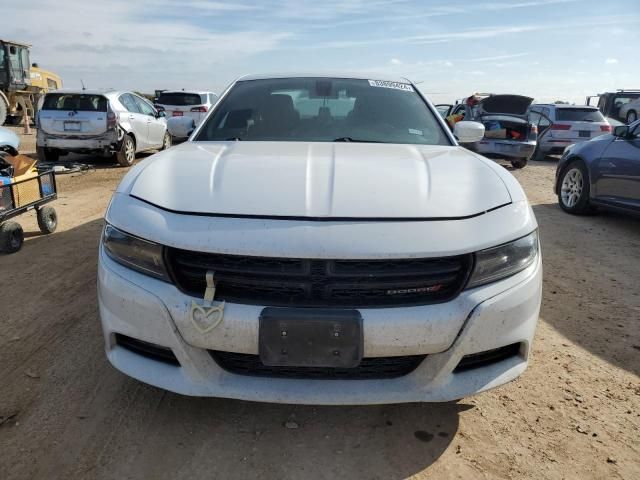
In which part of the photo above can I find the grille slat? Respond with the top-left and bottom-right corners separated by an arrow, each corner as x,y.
210,351 -> 426,379
166,249 -> 472,307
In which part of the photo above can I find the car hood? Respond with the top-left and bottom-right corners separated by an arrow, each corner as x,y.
478,94 -> 534,117
127,142 -> 512,219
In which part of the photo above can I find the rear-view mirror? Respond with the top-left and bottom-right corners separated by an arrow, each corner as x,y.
167,117 -> 196,139
454,121 -> 485,144
157,110 -> 166,118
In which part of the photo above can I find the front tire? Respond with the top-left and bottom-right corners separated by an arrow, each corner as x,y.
116,134 -> 135,167
37,206 -> 58,234
0,221 -> 24,254
36,147 -> 60,163
627,110 -> 637,124
161,131 -> 172,150
511,158 -> 527,169
558,161 -> 594,215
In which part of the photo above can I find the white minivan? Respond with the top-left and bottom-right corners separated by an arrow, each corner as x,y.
98,74 -> 542,404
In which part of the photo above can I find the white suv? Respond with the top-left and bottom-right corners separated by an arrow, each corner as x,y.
37,90 -> 171,166
98,74 -> 542,404
154,90 -> 217,127
530,104 -> 611,159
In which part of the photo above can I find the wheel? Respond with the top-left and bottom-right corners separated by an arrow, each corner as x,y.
37,206 -> 58,234
36,146 -> 60,163
558,161 -> 595,215
161,131 -> 172,150
0,221 -> 24,254
116,134 -> 136,167
511,158 -> 527,169
0,96 -> 8,126
627,110 -> 637,124
5,115 -> 21,126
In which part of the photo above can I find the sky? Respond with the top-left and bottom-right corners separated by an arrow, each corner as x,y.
4,0 -> 640,104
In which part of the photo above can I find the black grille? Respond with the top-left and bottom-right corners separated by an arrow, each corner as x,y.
115,333 -> 180,366
166,250 -> 472,308
210,351 -> 425,379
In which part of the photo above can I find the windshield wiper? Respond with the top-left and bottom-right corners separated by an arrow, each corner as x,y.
333,137 -> 384,143
225,137 -> 243,141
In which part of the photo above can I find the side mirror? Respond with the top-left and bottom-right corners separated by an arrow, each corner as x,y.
613,125 -> 629,138
0,127 -> 21,153
454,121 -> 485,144
156,110 -> 166,118
166,116 -> 196,139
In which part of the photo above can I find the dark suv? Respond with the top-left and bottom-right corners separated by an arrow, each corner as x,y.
586,89 -> 640,124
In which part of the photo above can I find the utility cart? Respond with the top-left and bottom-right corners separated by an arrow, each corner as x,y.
0,157 -> 58,253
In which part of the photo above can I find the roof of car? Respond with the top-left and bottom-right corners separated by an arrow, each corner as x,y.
534,104 -> 598,109
45,88 -> 120,96
160,90 -> 216,95
236,72 -> 413,83
0,39 -> 32,48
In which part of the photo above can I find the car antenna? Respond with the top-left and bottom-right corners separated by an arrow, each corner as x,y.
81,79 -> 86,91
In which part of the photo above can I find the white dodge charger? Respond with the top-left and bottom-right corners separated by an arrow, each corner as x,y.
98,74 -> 541,404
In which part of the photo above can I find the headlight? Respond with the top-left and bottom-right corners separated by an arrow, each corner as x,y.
467,231 -> 539,289
102,224 -> 169,281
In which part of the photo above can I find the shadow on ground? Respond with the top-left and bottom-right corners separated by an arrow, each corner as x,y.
1,218 -> 462,480
533,202 -> 640,376
94,388 -> 466,479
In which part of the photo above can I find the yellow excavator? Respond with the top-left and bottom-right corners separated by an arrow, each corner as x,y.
0,39 -> 62,125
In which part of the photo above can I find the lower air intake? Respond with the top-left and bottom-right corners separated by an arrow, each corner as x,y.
454,343 -> 522,373
210,351 -> 426,380
115,333 -> 180,366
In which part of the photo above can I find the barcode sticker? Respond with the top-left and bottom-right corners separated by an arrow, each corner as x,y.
368,80 -> 414,92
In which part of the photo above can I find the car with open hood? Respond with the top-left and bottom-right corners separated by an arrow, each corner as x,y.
98,74 -> 542,404
439,94 -> 539,168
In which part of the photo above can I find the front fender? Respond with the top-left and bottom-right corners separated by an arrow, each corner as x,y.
0,126 -> 20,154
555,136 -> 614,194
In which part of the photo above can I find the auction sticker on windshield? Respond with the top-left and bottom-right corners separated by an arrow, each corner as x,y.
368,80 -> 414,92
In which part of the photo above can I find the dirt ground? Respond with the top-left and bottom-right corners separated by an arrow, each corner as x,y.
1,127 -> 638,480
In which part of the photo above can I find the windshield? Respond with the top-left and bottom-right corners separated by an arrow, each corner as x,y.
195,77 -> 450,145
556,108 -> 606,122
42,94 -> 107,112
156,92 -> 203,106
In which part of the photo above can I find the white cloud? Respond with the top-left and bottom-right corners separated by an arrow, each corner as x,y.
605,58 -> 619,64
1,0 -> 291,92
469,53 -> 529,62
389,58 -> 403,65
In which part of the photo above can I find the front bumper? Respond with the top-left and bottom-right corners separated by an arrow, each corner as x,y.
97,246 -> 542,404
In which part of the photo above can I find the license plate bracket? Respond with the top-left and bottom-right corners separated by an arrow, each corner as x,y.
259,308 -> 363,368
579,130 -> 590,137
63,121 -> 81,132
497,142 -> 517,151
